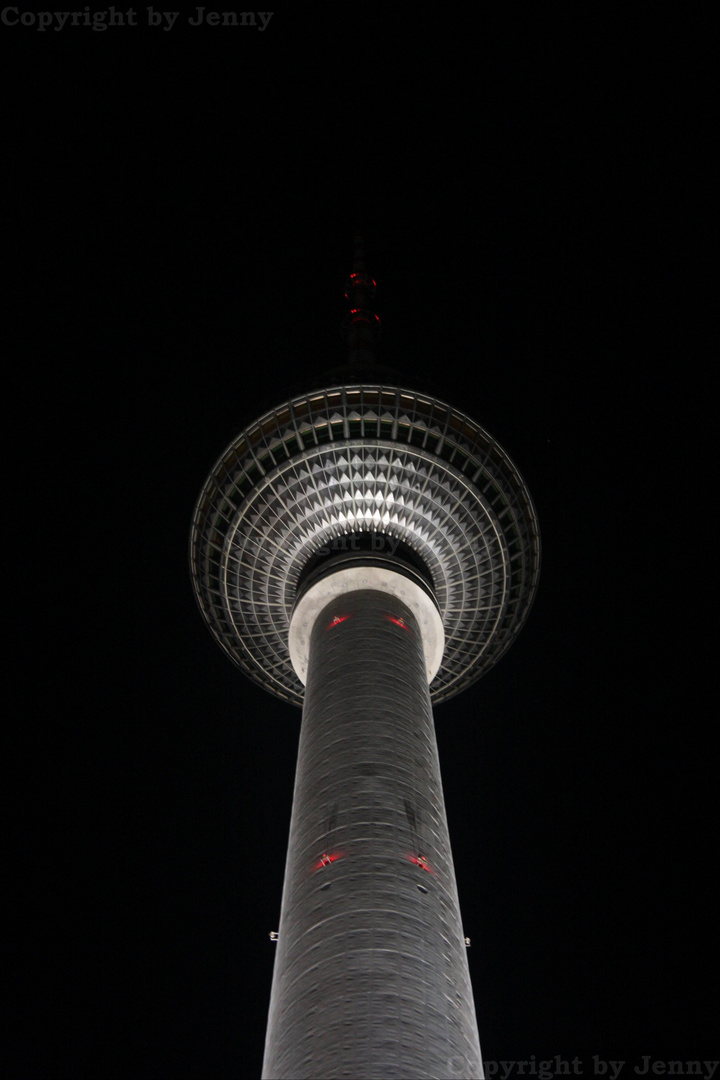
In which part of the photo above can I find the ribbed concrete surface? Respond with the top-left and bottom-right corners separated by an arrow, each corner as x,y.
262,589 -> 483,1080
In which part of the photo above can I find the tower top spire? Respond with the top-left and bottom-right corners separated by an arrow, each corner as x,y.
342,230 -> 381,368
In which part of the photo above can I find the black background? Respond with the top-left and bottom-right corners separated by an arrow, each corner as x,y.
5,9 -> 715,1078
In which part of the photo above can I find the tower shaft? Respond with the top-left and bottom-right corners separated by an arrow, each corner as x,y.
262,588 -> 482,1080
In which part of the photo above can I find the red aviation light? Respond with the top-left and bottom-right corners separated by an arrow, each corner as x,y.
407,854 -> 434,873
313,851 -> 344,871
344,272 -> 377,300
348,308 -> 381,325
348,272 -> 377,288
384,614 -> 412,633
325,614 -> 351,631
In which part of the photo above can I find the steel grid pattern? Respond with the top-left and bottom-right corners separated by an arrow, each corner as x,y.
190,385 -> 540,704
262,591 -> 482,1080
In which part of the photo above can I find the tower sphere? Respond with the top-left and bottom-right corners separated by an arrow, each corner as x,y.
190,383 -> 540,705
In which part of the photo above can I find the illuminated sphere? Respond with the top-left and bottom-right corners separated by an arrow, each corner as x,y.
190,383 -> 540,705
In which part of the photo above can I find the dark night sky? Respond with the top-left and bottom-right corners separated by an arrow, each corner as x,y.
5,10 -> 715,1079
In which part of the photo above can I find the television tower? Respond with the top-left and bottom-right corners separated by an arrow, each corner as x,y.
189,235 -> 540,1079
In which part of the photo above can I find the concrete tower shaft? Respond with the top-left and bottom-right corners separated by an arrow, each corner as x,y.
262,587 -> 482,1080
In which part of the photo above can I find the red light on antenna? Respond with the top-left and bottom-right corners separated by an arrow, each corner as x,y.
384,614 -> 412,633
348,273 -> 377,289
325,614 -> 351,631
348,309 -> 381,324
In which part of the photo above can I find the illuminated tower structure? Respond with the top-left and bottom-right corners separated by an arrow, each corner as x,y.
189,237 -> 540,1079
